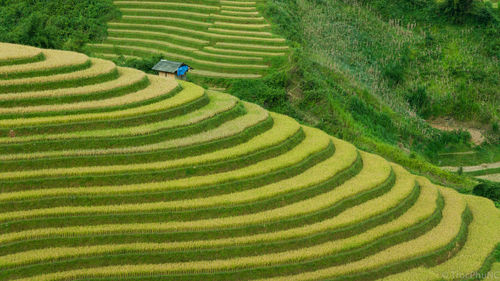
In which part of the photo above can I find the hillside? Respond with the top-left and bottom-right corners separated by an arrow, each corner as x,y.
1,42 -> 499,280
85,0 -> 288,78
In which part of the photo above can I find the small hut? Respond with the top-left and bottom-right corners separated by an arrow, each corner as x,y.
152,59 -> 191,80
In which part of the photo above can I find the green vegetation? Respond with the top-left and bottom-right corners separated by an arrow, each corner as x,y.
0,42 -> 498,281
0,0 -> 119,51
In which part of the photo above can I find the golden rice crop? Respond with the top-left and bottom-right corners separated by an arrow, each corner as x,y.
0,116 -> 299,221
0,92 -> 235,147
0,125 -> 329,195
0,43 -> 42,61
1,31 -> 497,281
428,194 -> 500,280
0,151 -> 419,262
0,77 -> 184,127
0,159 -> 429,269
377,268 -> 442,281
317,164 -> 414,230
0,67 -> 145,101
0,148 -> 387,245
0,58 -> 115,87
251,184 -> 467,281
0,49 -> 88,75
0,102 -> 268,179
0,73 -> 167,114
0,177 -> 437,279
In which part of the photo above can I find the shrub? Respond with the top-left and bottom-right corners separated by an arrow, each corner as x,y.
405,85 -> 431,118
472,182 -> 500,201
441,0 -> 499,24
492,121 -> 499,133
229,75 -> 288,109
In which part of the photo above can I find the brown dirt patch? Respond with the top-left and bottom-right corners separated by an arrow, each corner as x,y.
428,117 -> 486,146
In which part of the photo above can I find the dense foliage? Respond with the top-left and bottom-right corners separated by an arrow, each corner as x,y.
0,0 -> 119,51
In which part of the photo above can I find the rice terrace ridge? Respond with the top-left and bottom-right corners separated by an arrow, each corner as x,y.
0,42 -> 498,281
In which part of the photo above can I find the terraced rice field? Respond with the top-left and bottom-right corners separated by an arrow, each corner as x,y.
86,0 -> 288,78
0,43 -> 499,281
443,162 -> 500,183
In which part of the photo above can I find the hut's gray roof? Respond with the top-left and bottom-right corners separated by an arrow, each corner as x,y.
152,60 -> 185,73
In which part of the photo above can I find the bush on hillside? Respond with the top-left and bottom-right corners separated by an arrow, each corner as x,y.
441,0 -> 499,24
229,72 -> 288,110
473,182 -> 500,201
108,55 -> 163,75
405,85 -> 431,118
0,0 -> 120,51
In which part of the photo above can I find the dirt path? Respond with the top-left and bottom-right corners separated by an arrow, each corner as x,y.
441,161 -> 500,172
